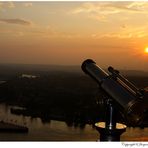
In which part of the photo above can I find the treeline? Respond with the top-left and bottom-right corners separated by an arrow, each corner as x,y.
0,72 -> 148,128
0,72 -> 104,126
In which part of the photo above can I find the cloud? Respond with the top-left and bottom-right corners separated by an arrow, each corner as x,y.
37,26 -> 80,39
23,3 -> 32,7
72,2 -> 148,21
126,2 -> 148,11
0,18 -> 32,26
0,30 -> 24,37
0,2 -> 33,10
72,2 -> 120,14
104,2 -> 147,12
0,2 -> 15,9
92,26 -> 148,39
7,2 -> 15,8
73,2 -> 148,14
0,23 -> 80,39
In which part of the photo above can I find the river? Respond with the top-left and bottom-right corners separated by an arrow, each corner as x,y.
0,104 -> 147,141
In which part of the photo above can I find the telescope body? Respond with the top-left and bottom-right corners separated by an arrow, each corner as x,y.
82,59 -> 148,125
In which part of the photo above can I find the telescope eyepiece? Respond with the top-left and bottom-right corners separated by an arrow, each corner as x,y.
108,66 -> 119,74
108,66 -> 114,72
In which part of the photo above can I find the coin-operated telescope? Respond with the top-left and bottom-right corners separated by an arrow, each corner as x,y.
81,59 -> 148,141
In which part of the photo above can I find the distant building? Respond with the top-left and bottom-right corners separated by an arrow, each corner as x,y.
20,74 -> 39,79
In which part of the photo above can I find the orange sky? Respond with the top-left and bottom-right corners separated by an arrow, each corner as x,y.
0,1 -> 148,70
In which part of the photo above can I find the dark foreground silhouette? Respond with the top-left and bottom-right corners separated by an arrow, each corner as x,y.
0,65 -> 148,128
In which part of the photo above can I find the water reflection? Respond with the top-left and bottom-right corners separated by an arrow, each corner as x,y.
0,103 -> 147,141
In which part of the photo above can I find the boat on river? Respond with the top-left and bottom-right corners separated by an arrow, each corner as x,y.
0,121 -> 28,133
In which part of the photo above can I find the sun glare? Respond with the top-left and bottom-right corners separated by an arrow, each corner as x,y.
145,47 -> 148,53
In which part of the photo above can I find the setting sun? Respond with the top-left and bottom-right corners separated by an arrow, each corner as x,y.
145,47 -> 148,53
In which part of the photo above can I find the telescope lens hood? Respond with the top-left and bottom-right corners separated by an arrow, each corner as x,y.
126,100 -> 147,126
81,59 -> 96,74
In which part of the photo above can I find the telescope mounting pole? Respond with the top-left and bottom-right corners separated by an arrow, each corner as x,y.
95,99 -> 126,141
